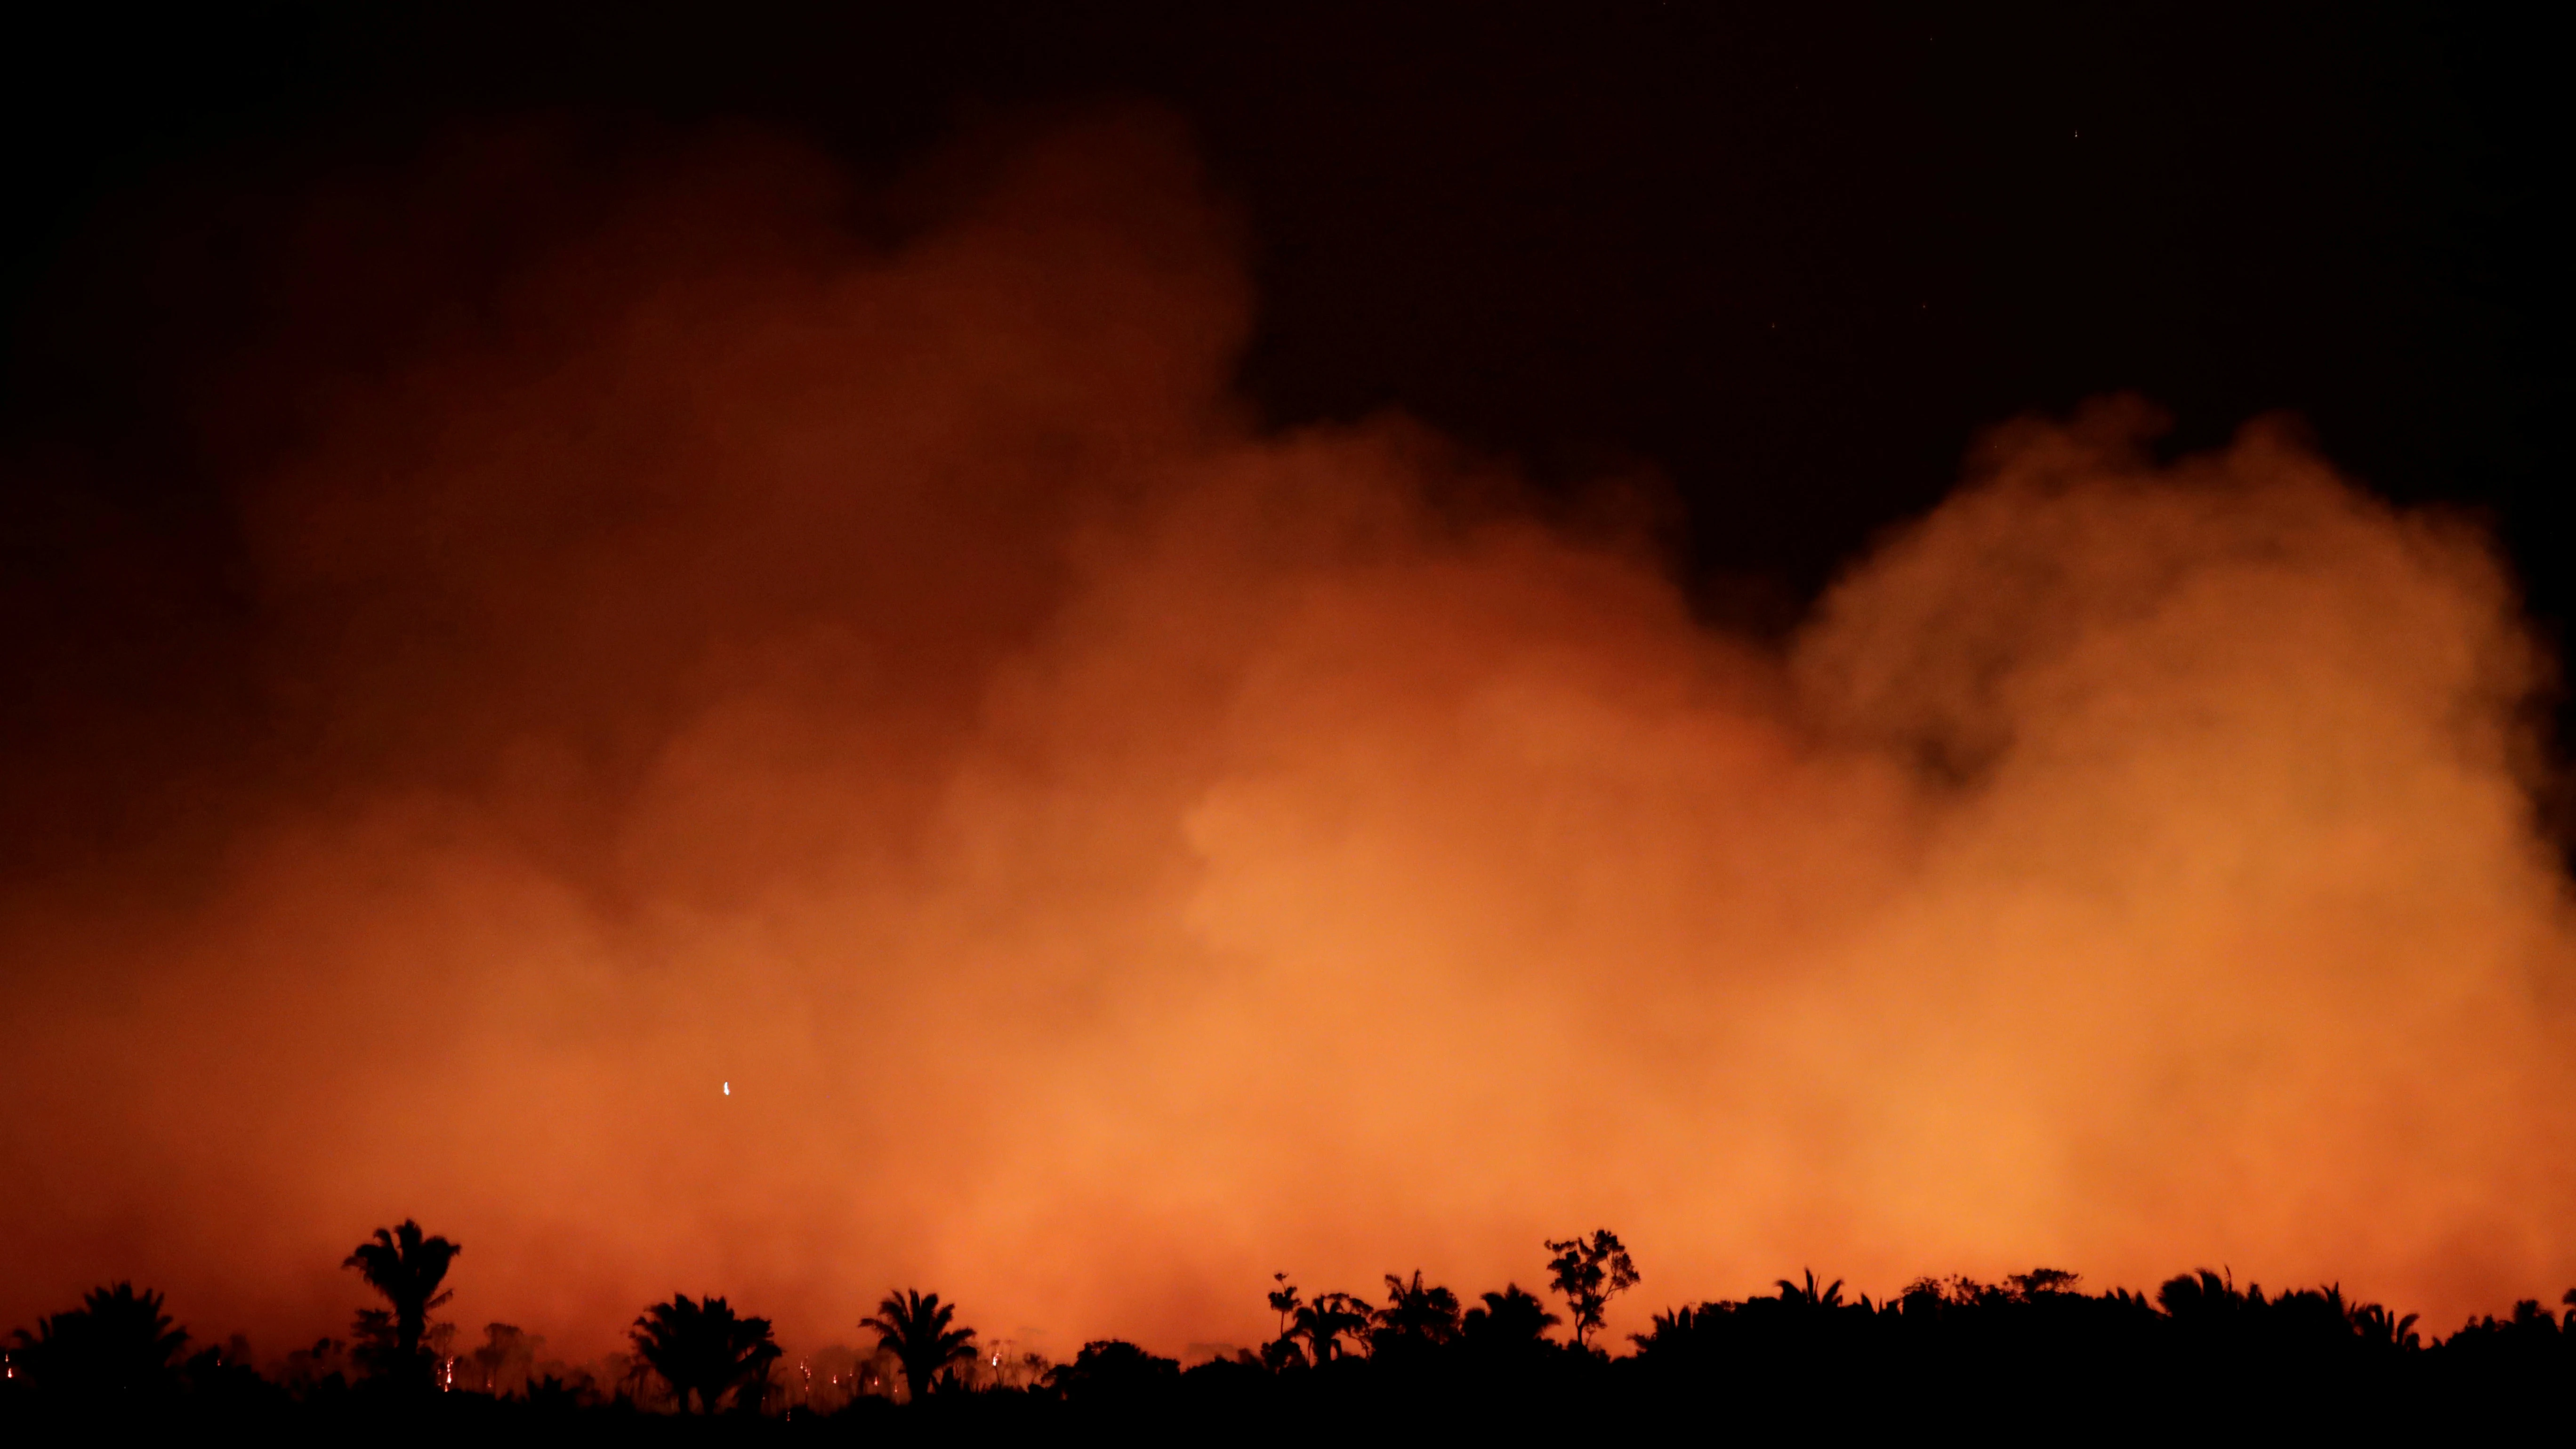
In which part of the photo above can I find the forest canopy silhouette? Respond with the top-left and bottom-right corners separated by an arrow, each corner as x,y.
16,1224 -> 2576,1433
4,109 -> 2576,1385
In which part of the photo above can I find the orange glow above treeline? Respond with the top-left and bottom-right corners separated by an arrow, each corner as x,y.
4,113 -> 2574,1365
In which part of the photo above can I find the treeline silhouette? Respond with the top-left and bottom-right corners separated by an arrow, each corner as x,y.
10,1220 -> 2576,1439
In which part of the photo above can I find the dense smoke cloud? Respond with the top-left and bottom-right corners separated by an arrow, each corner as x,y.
4,112 -> 2572,1365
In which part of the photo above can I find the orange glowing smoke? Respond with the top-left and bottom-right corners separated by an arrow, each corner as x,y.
3,113 -> 2572,1365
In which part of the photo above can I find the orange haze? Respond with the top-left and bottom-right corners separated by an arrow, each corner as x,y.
6,113 -> 2575,1365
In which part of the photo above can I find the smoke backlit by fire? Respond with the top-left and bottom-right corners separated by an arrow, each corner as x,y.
4,113 -> 2572,1363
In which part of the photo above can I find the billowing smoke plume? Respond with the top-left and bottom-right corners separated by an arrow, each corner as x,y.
5,113 -> 2573,1363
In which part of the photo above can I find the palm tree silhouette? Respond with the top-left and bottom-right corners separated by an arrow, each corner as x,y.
1460,1284 -> 1562,1352
630,1295 -> 780,1414
1292,1291 -> 1373,1365
1268,1273 -> 1302,1341
1631,1301 -> 1716,1355
1371,1270 -> 1462,1352
343,1220 -> 460,1385
1776,1269 -> 1845,1311
2157,1267 -> 2250,1326
860,1289 -> 976,1402
1262,1274 -> 1308,1369
2351,1301 -> 2423,1351
10,1282 -> 189,1399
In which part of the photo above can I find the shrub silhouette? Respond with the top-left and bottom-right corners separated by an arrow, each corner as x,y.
1459,1284 -> 1561,1356
629,1294 -> 779,1414
342,1219 -> 459,1388
1630,1301 -> 1716,1357
861,1288 -> 977,1402
523,1372 -> 586,1411
1046,1340 -> 1180,1403
9,1282 -> 188,1402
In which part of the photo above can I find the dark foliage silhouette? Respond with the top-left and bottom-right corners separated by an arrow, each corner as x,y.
629,1294 -> 779,1414
176,1335 -> 269,1409
1263,1273 -> 1307,1370
861,1288 -> 976,1402
26,1242 -> 2576,1437
2010,1267 -> 2080,1298
1292,1290 -> 1373,1366
1775,1268 -> 1843,1310
8,1283 -> 189,1401
2157,1266 -> 2247,1324
1543,1230 -> 1639,1347
466,1322 -> 538,1395
1633,1301 -> 1713,1352
342,1219 -> 459,1388
2352,1301 -> 2423,1351
1046,1339 -> 1181,1404
1459,1284 -> 1561,1355
348,1309 -> 402,1380
523,1372 -> 584,1412
1370,1270 -> 1463,1356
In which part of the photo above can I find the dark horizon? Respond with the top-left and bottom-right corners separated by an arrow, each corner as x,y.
14,1220 -> 2576,1433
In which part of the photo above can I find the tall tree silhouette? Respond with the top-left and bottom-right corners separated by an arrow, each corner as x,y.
1544,1230 -> 1640,1348
10,1283 -> 189,1400
861,1289 -> 976,1401
343,1220 -> 460,1386
1370,1270 -> 1463,1354
1264,1273 -> 1308,1369
630,1295 -> 779,1414
1292,1291 -> 1373,1365
467,1322 -> 540,1395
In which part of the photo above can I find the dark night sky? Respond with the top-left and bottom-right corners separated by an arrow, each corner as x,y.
4,2 -> 2571,760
